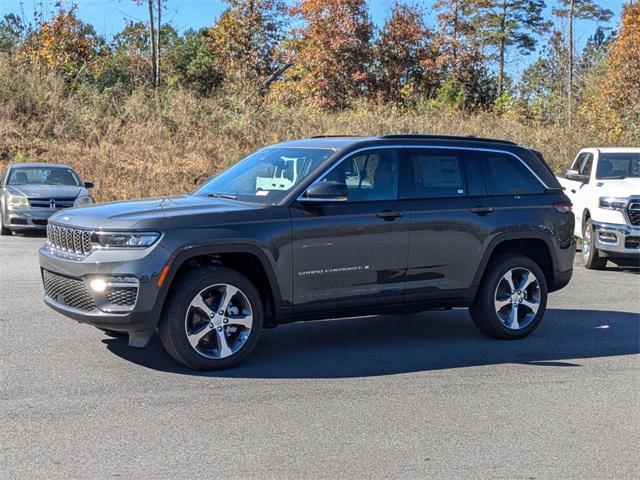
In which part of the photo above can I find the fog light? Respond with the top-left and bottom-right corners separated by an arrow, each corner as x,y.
598,231 -> 617,244
89,278 -> 107,292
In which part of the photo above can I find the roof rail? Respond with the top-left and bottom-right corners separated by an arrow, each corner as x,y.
309,135 -> 363,138
378,134 -> 517,146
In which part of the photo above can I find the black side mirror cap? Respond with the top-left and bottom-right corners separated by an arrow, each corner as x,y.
84,181 -> 94,189
299,181 -> 348,203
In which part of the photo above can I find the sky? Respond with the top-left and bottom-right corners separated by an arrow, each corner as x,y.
0,0 -> 627,76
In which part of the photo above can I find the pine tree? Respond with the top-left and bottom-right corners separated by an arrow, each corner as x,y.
476,0 -> 550,96
552,0 -> 613,118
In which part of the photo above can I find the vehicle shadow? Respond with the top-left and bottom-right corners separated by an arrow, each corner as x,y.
104,308 -> 640,379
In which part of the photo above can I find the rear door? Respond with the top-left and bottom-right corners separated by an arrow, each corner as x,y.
290,148 -> 410,312
405,148 -> 505,302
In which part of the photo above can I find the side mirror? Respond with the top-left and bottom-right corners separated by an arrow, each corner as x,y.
84,181 -> 94,189
565,169 -> 588,183
299,181 -> 348,203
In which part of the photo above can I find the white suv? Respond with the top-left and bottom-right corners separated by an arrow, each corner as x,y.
557,148 -> 640,269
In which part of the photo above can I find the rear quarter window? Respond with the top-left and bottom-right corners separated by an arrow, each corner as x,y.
478,152 -> 545,195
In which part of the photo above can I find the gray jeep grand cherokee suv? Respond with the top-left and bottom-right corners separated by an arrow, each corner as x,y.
39,135 -> 575,370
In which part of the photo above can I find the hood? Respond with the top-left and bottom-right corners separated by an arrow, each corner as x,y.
593,177 -> 640,198
48,194 -> 266,230
7,184 -> 84,199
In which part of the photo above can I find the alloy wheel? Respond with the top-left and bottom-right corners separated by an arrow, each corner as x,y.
493,268 -> 541,330
184,283 -> 253,359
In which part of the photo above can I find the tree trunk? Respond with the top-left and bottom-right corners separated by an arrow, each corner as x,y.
568,0 -> 574,122
498,0 -> 508,96
147,0 -> 157,89
155,0 -> 161,88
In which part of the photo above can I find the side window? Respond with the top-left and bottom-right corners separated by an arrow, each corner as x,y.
579,153 -> 593,177
570,153 -> 586,171
408,149 -> 466,198
320,149 -> 400,202
479,153 -> 545,195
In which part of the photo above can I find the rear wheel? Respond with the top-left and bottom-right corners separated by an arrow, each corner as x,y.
159,267 -> 263,370
470,254 -> 548,339
582,219 -> 607,270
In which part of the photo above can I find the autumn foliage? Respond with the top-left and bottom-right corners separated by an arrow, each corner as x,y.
580,2 -> 640,139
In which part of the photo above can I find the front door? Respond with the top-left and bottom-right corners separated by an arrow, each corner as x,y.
290,148 -> 410,312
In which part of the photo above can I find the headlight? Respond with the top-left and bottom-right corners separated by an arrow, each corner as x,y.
599,197 -> 628,210
74,195 -> 94,206
7,194 -> 29,209
94,232 -> 160,248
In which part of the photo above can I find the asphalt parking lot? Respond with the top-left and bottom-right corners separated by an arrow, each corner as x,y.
1,232 -> 639,479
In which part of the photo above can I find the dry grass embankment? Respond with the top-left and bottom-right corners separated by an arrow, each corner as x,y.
1,56 -> 637,202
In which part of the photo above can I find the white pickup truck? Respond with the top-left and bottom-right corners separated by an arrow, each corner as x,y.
557,148 -> 639,269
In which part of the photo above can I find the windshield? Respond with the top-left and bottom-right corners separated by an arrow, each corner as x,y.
194,147 -> 335,204
7,167 -> 81,186
596,153 -> 640,179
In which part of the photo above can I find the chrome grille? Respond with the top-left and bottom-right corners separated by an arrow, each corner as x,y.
47,224 -> 94,257
42,270 -> 97,311
28,197 -> 76,208
627,201 -> 640,226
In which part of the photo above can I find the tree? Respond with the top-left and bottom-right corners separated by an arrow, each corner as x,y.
433,0 -> 495,108
133,0 -> 164,88
289,0 -> 373,110
476,0 -> 550,96
209,0 -> 289,88
165,28 -> 223,95
580,2 -> 640,139
0,13 -> 28,53
518,29 -> 569,121
17,7 -> 101,79
552,0 -> 613,118
374,2 -> 439,103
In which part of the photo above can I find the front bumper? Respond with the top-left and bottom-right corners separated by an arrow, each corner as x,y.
4,207 -> 59,229
38,242 -> 172,334
592,221 -> 640,256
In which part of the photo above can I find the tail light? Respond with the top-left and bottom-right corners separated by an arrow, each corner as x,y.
553,201 -> 572,213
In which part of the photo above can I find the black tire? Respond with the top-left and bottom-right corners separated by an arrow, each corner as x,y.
470,254 -> 548,340
98,328 -> 126,338
1,211 -> 11,236
159,266 -> 263,370
582,219 -> 607,270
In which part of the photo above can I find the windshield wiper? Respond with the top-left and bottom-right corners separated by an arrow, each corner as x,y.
601,175 -> 627,180
205,193 -> 238,200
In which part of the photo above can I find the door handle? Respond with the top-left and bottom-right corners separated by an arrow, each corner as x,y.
376,210 -> 404,221
470,206 -> 495,215
571,189 -> 576,193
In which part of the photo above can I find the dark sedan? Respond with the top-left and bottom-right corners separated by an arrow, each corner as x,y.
0,163 -> 94,235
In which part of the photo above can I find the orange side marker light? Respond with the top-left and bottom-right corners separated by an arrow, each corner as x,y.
157,265 -> 170,287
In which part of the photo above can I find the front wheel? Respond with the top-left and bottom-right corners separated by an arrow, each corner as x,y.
159,267 -> 263,370
582,219 -> 607,270
470,254 -> 548,339
0,211 -> 11,236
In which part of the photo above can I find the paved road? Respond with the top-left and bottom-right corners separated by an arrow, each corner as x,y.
1,233 -> 639,479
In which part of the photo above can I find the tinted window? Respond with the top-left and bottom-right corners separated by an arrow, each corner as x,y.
596,153 -> 640,179
319,149 -> 400,202
408,150 -> 466,198
479,153 -> 544,195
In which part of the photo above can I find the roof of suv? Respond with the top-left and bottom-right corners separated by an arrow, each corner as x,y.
273,135 -> 519,151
